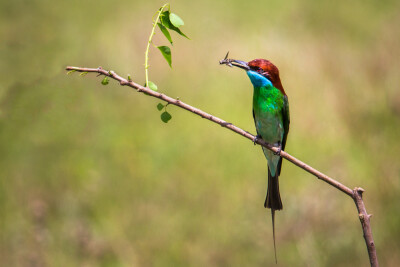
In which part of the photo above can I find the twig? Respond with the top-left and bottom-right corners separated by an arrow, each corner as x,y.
65,66 -> 379,267
144,3 -> 169,87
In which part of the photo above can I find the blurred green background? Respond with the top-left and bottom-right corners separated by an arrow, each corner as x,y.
1,0 -> 400,266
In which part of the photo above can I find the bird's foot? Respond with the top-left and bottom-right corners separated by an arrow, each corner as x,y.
273,143 -> 282,156
253,135 -> 262,145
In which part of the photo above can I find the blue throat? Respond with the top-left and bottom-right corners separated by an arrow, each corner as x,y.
246,70 -> 272,88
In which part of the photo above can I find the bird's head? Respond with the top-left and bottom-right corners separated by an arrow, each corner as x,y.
221,56 -> 285,95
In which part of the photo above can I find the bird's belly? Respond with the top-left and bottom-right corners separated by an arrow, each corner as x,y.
255,112 -> 283,176
255,113 -> 283,144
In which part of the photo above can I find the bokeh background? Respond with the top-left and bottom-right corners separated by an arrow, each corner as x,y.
1,0 -> 400,266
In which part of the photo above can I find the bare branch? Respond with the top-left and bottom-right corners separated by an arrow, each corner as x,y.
353,187 -> 379,267
65,65 -> 379,267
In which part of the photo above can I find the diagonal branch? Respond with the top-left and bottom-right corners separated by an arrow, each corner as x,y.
65,65 -> 379,267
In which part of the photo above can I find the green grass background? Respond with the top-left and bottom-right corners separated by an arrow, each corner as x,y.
1,0 -> 400,266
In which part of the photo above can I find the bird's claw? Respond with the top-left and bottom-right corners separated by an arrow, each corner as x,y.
273,145 -> 282,156
253,135 -> 262,145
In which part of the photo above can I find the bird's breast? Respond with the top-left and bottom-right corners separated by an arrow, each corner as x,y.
253,87 -> 285,144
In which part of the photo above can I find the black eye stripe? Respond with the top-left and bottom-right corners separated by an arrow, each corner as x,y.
263,72 -> 271,79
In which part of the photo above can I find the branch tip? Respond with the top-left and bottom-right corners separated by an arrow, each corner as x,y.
356,187 -> 365,193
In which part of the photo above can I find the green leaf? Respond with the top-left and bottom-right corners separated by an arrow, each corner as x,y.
79,72 -> 88,76
157,46 -> 172,67
158,23 -> 173,45
174,28 -> 189,39
148,81 -> 158,91
157,103 -> 164,111
101,76 -> 109,85
160,11 -> 172,28
169,13 -> 184,28
161,111 -> 172,123
160,11 -> 189,39
67,70 -> 76,75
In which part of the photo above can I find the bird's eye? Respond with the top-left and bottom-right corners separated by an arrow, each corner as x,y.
256,67 -> 263,73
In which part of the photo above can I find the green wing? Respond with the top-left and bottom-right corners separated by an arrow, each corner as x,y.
277,95 -> 290,175
281,95 -> 290,151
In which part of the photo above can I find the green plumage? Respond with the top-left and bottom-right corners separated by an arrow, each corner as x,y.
253,85 -> 289,179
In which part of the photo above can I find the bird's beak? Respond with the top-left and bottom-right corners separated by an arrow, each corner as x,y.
230,60 -> 250,71
220,52 -> 250,71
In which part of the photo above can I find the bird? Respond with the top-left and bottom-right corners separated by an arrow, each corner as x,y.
220,53 -> 290,263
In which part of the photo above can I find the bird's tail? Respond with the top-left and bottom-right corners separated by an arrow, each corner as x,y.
264,167 -> 283,210
265,167 -> 282,264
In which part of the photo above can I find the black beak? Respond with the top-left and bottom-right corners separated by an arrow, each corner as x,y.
230,60 -> 250,70
219,52 -> 250,71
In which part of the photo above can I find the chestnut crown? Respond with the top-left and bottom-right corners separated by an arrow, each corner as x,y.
248,59 -> 285,95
